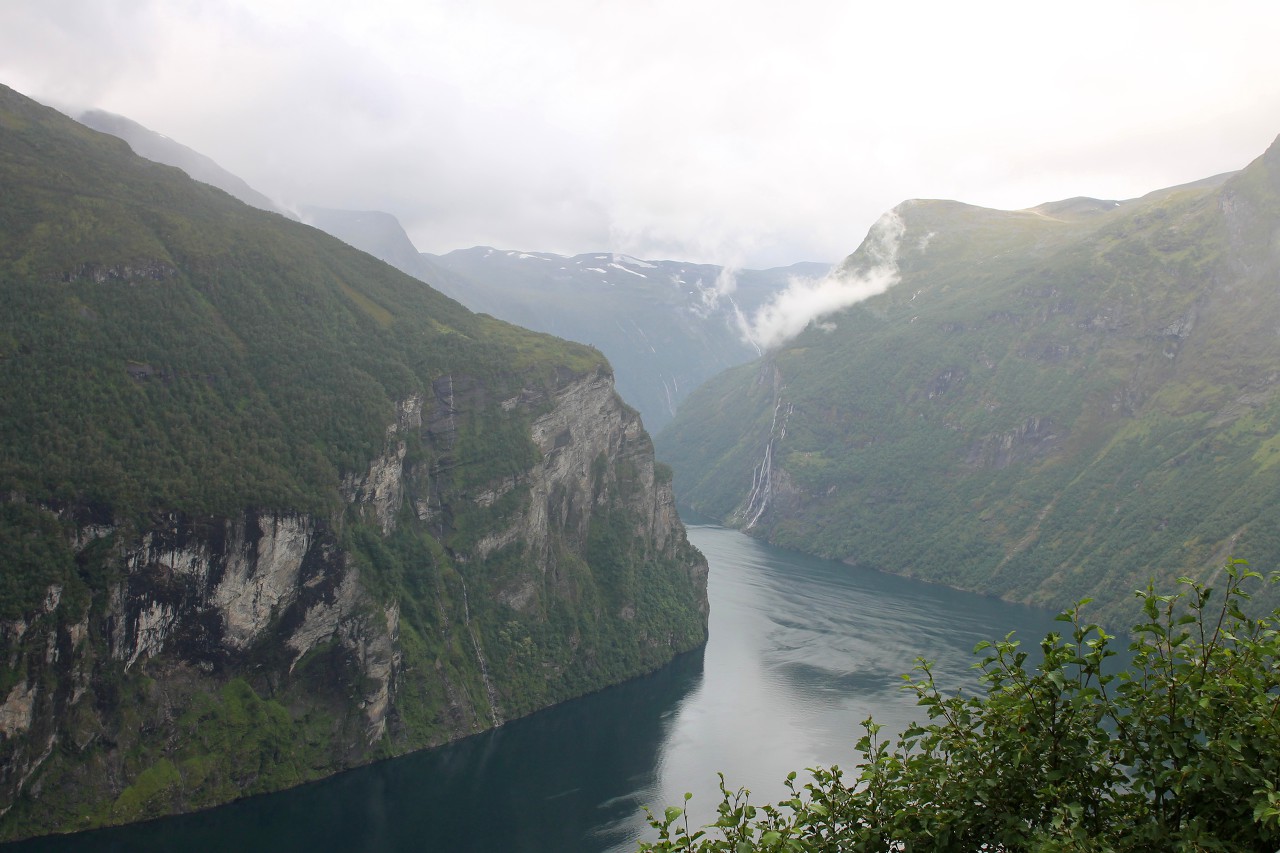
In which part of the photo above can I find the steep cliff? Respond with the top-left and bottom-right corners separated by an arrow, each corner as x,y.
0,85 -> 706,840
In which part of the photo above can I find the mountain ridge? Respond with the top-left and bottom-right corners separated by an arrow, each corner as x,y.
659,131 -> 1280,625
66,104 -> 824,433
74,108 -> 295,219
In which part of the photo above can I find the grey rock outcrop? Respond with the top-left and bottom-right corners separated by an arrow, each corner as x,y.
0,367 -> 707,838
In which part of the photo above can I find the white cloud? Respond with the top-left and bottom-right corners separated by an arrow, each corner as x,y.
738,210 -> 905,350
2,1 -> 1280,266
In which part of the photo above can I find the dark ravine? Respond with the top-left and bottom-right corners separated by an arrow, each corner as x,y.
0,85 -> 707,841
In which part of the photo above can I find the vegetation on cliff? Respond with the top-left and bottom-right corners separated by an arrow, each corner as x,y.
0,84 -> 707,840
0,87 -> 596,529
642,564 -> 1280,851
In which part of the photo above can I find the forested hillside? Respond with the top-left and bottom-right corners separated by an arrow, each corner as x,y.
660,134 -> 1280,624
0,84 -> 707,840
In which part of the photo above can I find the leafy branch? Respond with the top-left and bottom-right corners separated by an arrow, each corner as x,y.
641,561 -> 1280,851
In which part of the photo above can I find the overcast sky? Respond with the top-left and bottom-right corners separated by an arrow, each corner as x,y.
3,1 -> 1280,268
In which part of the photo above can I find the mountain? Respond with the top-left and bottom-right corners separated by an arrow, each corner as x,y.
659,135 -> 1280,625
299,205 -> 439,280
74,108 -> 820,432
0,84 -> 707,840
421,248 -> 830,430
75,108 -> 293,218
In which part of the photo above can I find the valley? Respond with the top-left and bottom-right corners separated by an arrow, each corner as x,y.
2,62 -> 1280,850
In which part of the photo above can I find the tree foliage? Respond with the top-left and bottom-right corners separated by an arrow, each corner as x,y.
641,562 -> 1280,851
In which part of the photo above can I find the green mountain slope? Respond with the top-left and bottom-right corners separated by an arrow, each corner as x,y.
660,135 -> 1280,624
75,108 -> 292,217
0,84 -> 706,840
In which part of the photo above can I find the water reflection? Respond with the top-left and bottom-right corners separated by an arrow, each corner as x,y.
4,522 -> 1061,853
4,650 -> 706,853
629,523 -> 1061,842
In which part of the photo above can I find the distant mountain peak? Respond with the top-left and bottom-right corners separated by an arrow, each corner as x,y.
299,206 -> 433,279
1028,197 -> 1124,218
417,247 -> 830,429
75,108 -> 292,218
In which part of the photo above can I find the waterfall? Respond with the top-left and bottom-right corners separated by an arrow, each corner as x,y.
742,397 -> 792,530
459,575 -> 503,727
444,374 -> 457,433
661,377 -> 677,418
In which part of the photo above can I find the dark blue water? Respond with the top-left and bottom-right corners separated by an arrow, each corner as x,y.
6,523 -> 1062,852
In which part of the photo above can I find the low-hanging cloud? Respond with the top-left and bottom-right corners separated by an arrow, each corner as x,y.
735,210 -> 906,351
690,264 -> 740,318
5,3 -> 1280,268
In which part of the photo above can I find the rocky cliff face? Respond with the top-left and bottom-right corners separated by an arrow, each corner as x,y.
0,359 -> 705,843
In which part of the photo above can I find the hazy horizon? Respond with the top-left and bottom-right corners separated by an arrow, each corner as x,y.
4,1 -> 1279,268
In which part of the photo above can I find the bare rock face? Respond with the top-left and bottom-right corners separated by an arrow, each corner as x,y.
0,366 -> 707,838
341,394 -> 424,534
488,370 -> 685,563
0,683 -> 36,739
966,416 -> 1062,470
211,514 -> 316,652
106,511 -> 371,676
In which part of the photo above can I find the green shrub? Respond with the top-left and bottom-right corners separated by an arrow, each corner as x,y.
642,561 -> 1280,851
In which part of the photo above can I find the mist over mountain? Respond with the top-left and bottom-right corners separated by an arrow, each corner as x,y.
660,135 -> 1280,625
421,248 -> 831,430
71,107 -> 829,432
74,108 -> 295,219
